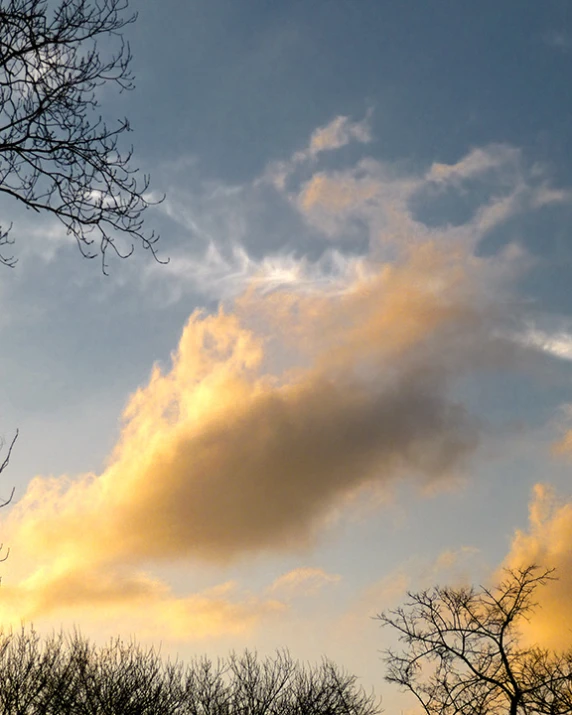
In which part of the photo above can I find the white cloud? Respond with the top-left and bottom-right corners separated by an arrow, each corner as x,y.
516,326 -> 572,362
147,243 -> 371,303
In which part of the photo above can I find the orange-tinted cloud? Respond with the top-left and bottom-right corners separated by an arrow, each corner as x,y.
552,427 -> 572,455
0,565 -> 285,639
0,236 -> 504,628
7,243 -> 493,577
2,118 -> 534,631
265,114 -> 372,190
502,484 -> 572,651
307,114 -> 372,156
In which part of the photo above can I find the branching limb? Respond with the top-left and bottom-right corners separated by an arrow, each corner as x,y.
0,0 -> 166,270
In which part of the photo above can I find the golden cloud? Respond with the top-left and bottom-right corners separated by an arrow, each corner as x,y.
0,236 -> 507,631
0,564 -> 285,640
7,243 -> 492,574
1,126 -> 526,632
503,484 -> 572,651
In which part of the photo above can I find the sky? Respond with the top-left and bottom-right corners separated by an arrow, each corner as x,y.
1,0 -> 572,710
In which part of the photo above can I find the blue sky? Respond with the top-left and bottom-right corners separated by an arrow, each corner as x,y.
129,1 -> 572,178
1,1 -> 572,710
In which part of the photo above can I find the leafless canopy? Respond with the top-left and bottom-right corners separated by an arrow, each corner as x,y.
0,630 -> 382,715
377,565 -> 572,715
0,0 -> 164,271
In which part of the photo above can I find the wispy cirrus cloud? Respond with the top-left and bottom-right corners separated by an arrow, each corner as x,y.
145,112 -> 572,308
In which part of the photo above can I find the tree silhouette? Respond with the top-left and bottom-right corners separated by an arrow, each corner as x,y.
377,565 -> 572,715
0,629 -> 382,715
0,0 -> 164,272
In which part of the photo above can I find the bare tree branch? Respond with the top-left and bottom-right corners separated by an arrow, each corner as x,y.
0,429 -> 17,566
0,0 -> 166,272
377,565 -> 572,715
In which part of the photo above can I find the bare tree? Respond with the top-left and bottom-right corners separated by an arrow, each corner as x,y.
0,0 -> 164,271
0,430 -> 17,565
377,565 -> 572,715
0,628 -> 383,715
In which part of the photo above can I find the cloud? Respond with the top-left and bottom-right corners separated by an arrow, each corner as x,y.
264,113 -> 372,190
2,233 -> 505,626
148,115 -> 569,308
502,484 -> 572,651
531,186 -> 572,208
295,165 -> 397,239
8,245 -> 490,566
518,327 -> 572,362
0,565 -> 286,640
306,114 -> 373,156
426,146 -> 521,185
268,567 -> 341,599
290,145 -> 531,249
291,157 -> 419,242
151,242 -> 370,302
553,412 -> 572,455
3,113 -> 569,633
